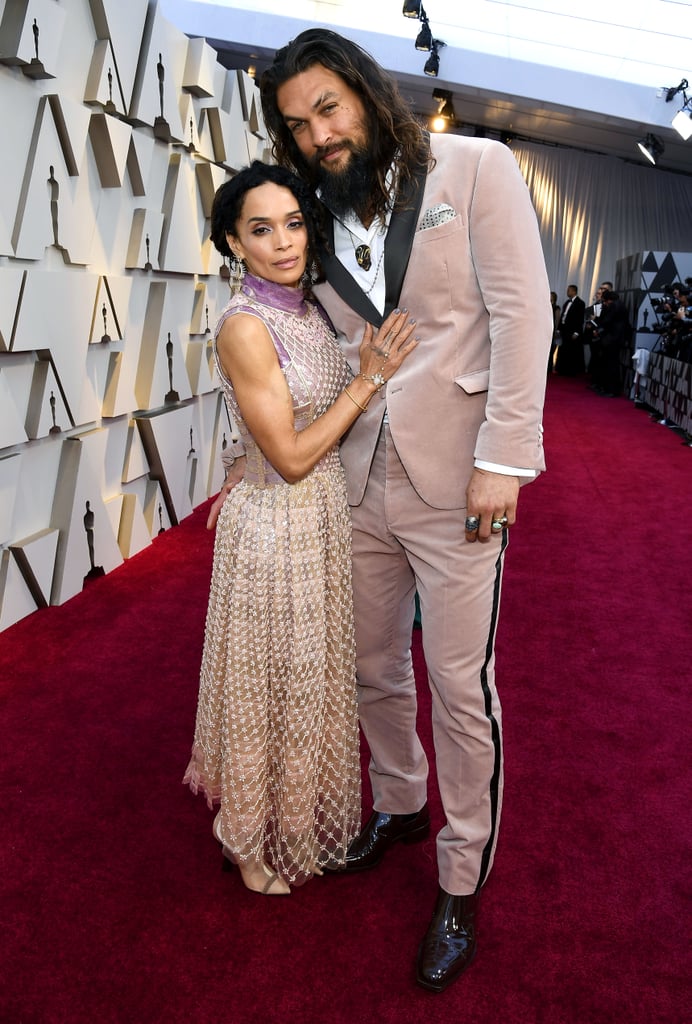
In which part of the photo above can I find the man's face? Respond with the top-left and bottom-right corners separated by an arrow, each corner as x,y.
567,286 -> 577,300
276,65 -> 369,176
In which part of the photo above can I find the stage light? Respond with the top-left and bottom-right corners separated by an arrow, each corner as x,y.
663,77 -> 692,139
424,40 -> 445,77
403,0 -> 422,16
672,105 -> 692,140
433,88 -> 455,119
415,17 -> 433,51
424,45 -> 440,77
665,78 -> 688,103
637,133 -> 664,165
431,88 -> 455,131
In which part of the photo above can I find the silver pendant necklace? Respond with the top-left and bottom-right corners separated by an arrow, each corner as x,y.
335,217 -> 385,297
338,220 -> 375,273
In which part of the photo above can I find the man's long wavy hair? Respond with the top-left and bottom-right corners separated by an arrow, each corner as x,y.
260,29 -> 431,222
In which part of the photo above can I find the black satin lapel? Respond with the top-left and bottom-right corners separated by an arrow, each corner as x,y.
382,162 -> 428,317
321,213 -> 383,326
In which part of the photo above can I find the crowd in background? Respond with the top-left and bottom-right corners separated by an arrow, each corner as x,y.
650,282 -> 692,364
549,278 -> 692,398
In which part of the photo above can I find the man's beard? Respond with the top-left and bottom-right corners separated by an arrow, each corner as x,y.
315,141 -> 377,222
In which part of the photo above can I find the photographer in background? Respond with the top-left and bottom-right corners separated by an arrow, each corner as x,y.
652,282 -> 692,363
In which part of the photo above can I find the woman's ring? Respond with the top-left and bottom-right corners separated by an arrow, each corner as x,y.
465,515 -> 480,532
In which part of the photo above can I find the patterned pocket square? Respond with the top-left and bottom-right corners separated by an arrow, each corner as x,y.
418,203 -> 457,230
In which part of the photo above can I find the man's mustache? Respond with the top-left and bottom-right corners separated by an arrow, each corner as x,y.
312,139 -> 357,166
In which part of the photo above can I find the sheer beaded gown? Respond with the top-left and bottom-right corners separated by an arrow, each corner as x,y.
183,274 -> 361,886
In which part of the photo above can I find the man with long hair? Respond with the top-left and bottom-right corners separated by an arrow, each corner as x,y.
261,29 -> 551,991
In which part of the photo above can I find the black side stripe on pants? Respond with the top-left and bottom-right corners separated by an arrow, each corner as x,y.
476,528 -> 508,893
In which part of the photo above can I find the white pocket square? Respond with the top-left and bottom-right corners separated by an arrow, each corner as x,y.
418,203 -> 457,230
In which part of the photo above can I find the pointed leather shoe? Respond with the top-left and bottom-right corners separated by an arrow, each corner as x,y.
328,804 -> 430,873
416,887 -> 479,992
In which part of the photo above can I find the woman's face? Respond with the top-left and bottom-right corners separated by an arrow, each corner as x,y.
228,182 -> 308,287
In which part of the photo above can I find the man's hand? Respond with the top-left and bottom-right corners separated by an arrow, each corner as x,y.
464,468 -> 520,543
206,456 -> 246,530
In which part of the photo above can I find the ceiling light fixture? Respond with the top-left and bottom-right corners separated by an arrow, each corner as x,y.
403,3 -> 445,77
672,104 -> 692,141
637,133 -> 664,165
664,77 -> 692,140
665,78 -> 688,103
424,40 -> 445,78
415,16 -> 433,51
438,97 -> 455,119
431,88 -> 455,131
433,88 -> 455,118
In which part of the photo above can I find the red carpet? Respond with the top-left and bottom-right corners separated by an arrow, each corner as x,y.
1,378 -> 690,1024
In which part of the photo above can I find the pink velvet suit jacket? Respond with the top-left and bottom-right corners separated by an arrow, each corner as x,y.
313,133 -> 552,509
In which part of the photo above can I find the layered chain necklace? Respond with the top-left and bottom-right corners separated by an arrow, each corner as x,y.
360,247 -> 385,297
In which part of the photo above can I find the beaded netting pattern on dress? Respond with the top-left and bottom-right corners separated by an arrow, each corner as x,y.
183,275 -> 361,884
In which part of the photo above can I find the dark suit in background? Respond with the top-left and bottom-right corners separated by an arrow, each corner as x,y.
556,289 -> 585,376
593,291 -> 630,395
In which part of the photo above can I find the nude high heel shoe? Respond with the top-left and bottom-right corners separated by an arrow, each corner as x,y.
213,813 -> 290,895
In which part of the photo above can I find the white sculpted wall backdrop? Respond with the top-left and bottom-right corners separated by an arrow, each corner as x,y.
0,0 -> 268,630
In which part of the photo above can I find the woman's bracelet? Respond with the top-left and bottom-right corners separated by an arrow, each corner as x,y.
359,371 -> 386,391
344,386 -> 369,413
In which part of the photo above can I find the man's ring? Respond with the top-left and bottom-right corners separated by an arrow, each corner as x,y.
465,515 -> 480,532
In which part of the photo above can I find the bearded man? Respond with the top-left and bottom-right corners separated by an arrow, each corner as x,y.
260,29 -> 551,992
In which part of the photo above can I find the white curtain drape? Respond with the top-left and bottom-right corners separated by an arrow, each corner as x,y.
511,141 -> 692,304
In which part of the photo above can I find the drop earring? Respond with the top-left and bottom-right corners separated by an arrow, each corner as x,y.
301,258 -> 317,294
229,252 -> 246,295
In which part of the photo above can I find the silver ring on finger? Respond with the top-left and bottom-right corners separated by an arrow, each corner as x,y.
465,515 -> 480,532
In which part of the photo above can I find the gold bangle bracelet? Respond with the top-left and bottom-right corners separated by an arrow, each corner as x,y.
344,386 -> 368,413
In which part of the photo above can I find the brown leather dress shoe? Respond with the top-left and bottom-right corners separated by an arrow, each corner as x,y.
328,804 -> 430,873
416,887 -> 479,992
